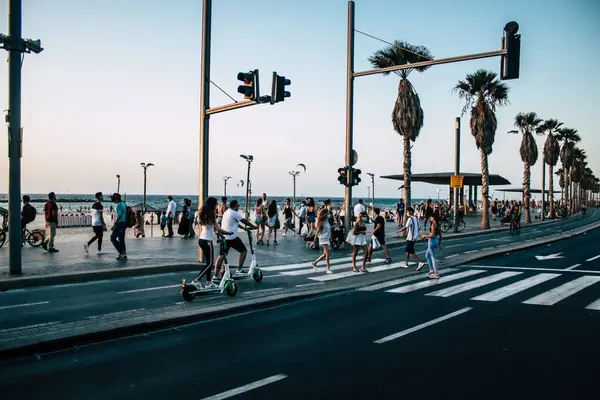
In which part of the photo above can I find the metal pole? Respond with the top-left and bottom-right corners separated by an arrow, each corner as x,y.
117,177 -> 120,194
453,117 -> 460,233
224,179 -> 227,198
541,161 -> 545,221
197,0 -> 211,262
372,175 -> 375,218
8,0 -> 22,275
344,0 -> 355,239
143,167 -> 147,214
293,174 -> 297,227
245,161 -> 251,217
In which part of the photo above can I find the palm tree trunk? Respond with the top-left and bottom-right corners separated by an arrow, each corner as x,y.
564,169 -> 569,210
480,150 -> 490,229
403,134 -> 411,210
524,162 -> 531,224
548,165 -> 555,218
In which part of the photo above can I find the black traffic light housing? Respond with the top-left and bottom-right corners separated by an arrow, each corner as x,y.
352,168 -> 362,186
500,21 -> 520,80
338,167 -> 348,186
237,69 -> 259,100
271,72 -> 291,104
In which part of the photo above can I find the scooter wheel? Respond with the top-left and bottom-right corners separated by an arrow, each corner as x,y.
253,269 -> 263,282
181,286 -> 196,302
226,281 -> 238,296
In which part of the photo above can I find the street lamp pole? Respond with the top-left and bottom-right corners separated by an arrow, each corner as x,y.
367,173 -> 375,217
140,163 -> 154,214
289,170 -> 301,226
116,174 -> 121,194
223,176 -> 232,198
240,155 -> 253,217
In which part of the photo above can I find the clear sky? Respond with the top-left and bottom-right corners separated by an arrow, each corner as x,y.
0,0 -> 598,200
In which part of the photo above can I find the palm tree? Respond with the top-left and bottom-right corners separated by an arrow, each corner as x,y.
509,112 -> 543,224
538,119 -> 562,218
369,41 -> 433,209
557,128 -> 581,213
556,167 -> 565,202
571,147 -> 586,211
454,70 -> 509,229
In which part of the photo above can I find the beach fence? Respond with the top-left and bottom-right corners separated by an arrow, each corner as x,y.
57,213 -> 92,228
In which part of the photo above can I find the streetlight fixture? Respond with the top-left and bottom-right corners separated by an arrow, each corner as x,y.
116,174 -> 121,194
436,189 -> 442,201
140,163 -> 154,214
240,155 -> 254,216
223,176 -> 232,198
289,170 -> 301,226
367,172 -> 375,217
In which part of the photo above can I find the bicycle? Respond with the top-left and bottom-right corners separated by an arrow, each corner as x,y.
0,221 -> 45,248
440,218 -> 466,233
509,215 -> 521,235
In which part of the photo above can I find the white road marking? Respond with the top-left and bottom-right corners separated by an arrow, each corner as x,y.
261,257 -> 354,272
445,254 -> 459,259
200,373 -> 288,400
481,247 -> 494,251
0,321 -> 59,334
295,282 -> 325,288
585,298 -> 600,311
309,262 -> 406,282
427,271 -> 522,297
0,301 -> 50,310
464,250 -> 478,254
444,244 -> 463,248
117,284 -> 180,294
280,259 -> 385,276
241,287 -> 284,296
464,265 -> 600,274
131,273 -> 177,279
565,264 -> 581,270
86,308 -> 146,320
358,269 -> 458,292
471,273 -> 561,302
586,255 -> 600,262
374,307 -> 473,344
523,276 -> 600,306
386,270 -> 486,294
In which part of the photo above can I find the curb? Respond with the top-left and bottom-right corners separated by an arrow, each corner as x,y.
1,218 -> 598,362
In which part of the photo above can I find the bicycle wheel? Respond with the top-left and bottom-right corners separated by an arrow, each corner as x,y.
27,231 -> 44,247
0,231 -> 6,248
458,220 -> 466,232
515,222 -> 521,234
441,223 -> 450,233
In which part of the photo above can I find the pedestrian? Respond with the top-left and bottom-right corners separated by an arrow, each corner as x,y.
20,195 -> 36,235
213,200 -> 257,277
216,197 -> 227,226
166,195 -> 177,237
84,192 -> 106,255
42,192 -> 59,253
421,213 -> 442,279
179,198 -> 190,239
424,199 -> 433,230
305,198 -> 317,235
191,197 -> 233,290
160,211 -> 167,237
397,199 -> 405,226
265,199 -> 279,246
367,208 -> 392,264
353,199 -> 366,224
110,193 -> 128,260
187,199 -> 196,238
312,208 -> 333,274
282,198 -> 295,237
351,211 -> 369,273
297,200 -> 307,235
396,206 -> 425,270
254,198 -> 266,245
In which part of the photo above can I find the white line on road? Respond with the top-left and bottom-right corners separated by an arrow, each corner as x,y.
426,271 -> 522,298
0,301 -> 50,310
86,308 -> 146,320
471,273 -> 561,302
374,307 -> 473,344
565,264 -> 581,270
523,276 -> 600,306
200,374 -> 288,400
586,255 -> 600,262
387,270 -> 486,294
464,250 -> 478,254
464,265 -> 600,274
295,282 -> 325,288
280,259 -> 385,276
585,298 -> 600,311
241,288 -> 284,296
482,247 -> 494,251
444,244 -> 463,248
445,254 -> 459,259
309,262 -> 406,282
131,273 -> 177,280
117,284 -> 181,294
358,269 -> 457,292
0,321 -> 59,334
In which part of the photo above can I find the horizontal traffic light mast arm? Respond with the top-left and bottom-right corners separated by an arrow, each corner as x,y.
206,100 -> 259,116
353,48 -> 507,78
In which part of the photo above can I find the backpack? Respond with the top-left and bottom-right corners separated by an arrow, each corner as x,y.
126,206 -> 136,228
23,204 -> 37,223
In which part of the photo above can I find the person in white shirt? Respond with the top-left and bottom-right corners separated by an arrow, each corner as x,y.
353,199 -> 366,222
84,192 -> 106,255
213,200 -> 257,277
166,196 -> 177,237
396,206 -> 425,270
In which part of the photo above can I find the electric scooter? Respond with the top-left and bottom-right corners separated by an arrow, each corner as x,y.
231,226 -> 263,283
180,232 -> 238,301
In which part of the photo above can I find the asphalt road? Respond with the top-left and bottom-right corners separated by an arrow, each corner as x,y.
1,234 -> 599,399
0,210 -> 598,351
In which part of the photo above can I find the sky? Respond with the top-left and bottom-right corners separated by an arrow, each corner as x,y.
0,0 -> 598,201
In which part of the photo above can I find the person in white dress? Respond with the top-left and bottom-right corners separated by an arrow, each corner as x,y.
351,211 -> 369,273
312,209 -> 333,274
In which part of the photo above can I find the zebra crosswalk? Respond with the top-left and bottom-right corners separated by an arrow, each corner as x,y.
359,268 -> 600,311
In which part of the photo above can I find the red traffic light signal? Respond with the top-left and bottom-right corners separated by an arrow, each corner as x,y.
338,167 -> 348,186
237,70 -> 259,100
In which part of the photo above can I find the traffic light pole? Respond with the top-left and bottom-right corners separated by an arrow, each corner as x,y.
344,1 -> 355,241
453,117 -> 461,233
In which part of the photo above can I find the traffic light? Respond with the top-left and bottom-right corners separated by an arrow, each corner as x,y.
352,168 -> 361,186
338,167 -> 348,186
270,72 -> 291,104
237,69 -> 259,100
500,21 -> 520,80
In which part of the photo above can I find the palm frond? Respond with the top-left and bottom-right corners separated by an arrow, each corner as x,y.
368,40 -> 434,78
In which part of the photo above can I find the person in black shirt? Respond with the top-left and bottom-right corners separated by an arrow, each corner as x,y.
367,208 -> 391,264
20,195 -> 36,233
